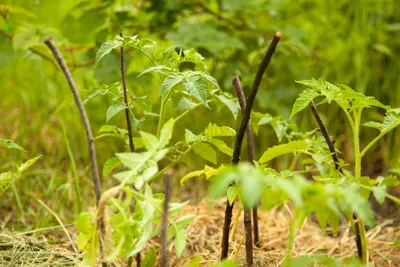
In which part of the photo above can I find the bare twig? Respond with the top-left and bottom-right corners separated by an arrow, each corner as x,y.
309,101 -> 342,173
308,101 -> 364,260
221,32 -> 281,260
44,38 -> 106,266
232,76 -> 259,248
160,171 -> 172,267
119,32 -> 135,152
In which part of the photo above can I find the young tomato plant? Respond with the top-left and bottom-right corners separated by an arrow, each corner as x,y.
75,35 -> 240,265
290,79 -> 400,264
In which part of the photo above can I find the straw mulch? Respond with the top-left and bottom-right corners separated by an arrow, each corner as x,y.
154,199 -> 400,267
1,199 -> 399,266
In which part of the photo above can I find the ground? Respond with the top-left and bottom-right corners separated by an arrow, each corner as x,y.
1,199 -> 399,266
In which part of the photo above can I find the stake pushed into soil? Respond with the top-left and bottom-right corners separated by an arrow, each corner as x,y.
232,76 -> 254,266
220,32 -> 281,261
44,38 -> 106,267
308,101 -> 364,260
232,76 -> 260,249
119,32 -> 141,267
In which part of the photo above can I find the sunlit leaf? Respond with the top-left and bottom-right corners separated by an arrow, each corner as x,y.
259,140 -> 306,163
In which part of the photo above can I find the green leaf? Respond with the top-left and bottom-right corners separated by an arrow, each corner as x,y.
160,75 -> 184,94
196,72 -> 219,88
96,40 -> 122,66
0,139 -> 27,152
193,142 -> 217,164
184,129 -> 202,144
204,123 -> 236,137
259,140 -> 307,163
76,212 -> 94,235
373,185 -> 386,204
207,139 -> 233,156
17,155 -> 41,173
0,171 -> 14,197
106,102 -> 126,122
216,95 -> 240,119
290,89 -> 320,119
141,247 -> 157,267
183,75 -> 208,106
138,65 -> 176,77
227,186 -> 238,205
159,119 -> 175,148
176,97 -> 197,110
103,157 -> 121,177
180,170 -> 204,185
175,214 -> 196,228
174,228 -> 187,257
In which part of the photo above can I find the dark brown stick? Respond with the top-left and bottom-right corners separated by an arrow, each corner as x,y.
220,32 -> 281,261
160,171 -> 172,267
308,101 -> 363,259
233,76 -> 259,247
232,76 -> 256,260
309,101 -> 342,173
119,33 -> 139,267
44,38 -> 106,266
243,207 -> 253,266
119,33 -> 135,152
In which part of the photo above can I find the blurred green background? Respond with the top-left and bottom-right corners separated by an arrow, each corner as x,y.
1,0 -> 400,227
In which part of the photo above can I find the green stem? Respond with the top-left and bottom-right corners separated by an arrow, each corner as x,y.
353,109 -> 363,179
157,90 -> 172,138
360,130 -> 388,157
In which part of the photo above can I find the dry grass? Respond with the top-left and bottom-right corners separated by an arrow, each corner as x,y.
1,199 -> 399,266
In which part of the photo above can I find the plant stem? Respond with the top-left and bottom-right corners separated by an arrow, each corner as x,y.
243,207 -> 253,267
233,75 -> 258,254
44,38 -> 106,266
120,32 -> 135,152
157,90 -> 172,138
160,171 -> 172,267
221,33 -> 281,260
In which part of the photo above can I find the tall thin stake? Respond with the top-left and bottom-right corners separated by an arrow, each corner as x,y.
308,101 -> 363,259
119,32 -> 135,152
233,76 -> 260,248
220,32 -> 281,260
44,38 -> 106,266
119,32 -> 140,267
232,76 -> 254,266
160,171 -> 172,267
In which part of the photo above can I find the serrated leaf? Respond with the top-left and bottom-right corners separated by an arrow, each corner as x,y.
106,102 -> 126,122
184,129 -> 202,144
0,171 -> 14,196
103,157 -> 121,177
175,214 -> 196,228
204,123 -> 236,137
290,89 -> 320,119
183,75 -> 208,106
216,95 -> 240,119
176,97 -> 197,110
227,186 -> 238,205
138,65 -> 176,77
174,228 -> 187,257
17,155 -> 41,173
159,119 -> 175,148
180,170 -> 204,185
141,247 -> 157,267
160,75 -> 183,94
259,140 -> 307,163
96,40 -> 122,66
193,142 -> 217,164
373,185 -> 386,204
0,139 -> 26,152
207,138 -> 233,156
